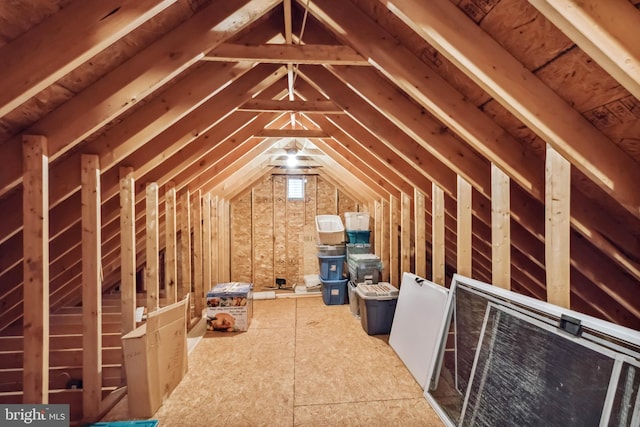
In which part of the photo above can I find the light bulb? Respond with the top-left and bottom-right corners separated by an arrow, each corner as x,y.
287,153 -> 298,167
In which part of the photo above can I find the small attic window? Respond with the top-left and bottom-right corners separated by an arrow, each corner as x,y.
288,177 -> 304,200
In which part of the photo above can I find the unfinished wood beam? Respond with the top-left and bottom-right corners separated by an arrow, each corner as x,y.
219,198 -> 231,283
192,190 -> 203,316
456,175 -> 472,277
199,143 -> 276,197
309,115 -> 408,195
302,2 -> 640,280
0,0 -> 176,117
203,193 -> 212,295
308,143 -> 390,200
119,167 -> 136,335
401,193 -> 411,275
546,145 -> 571,308
22,135 -> 49,404
432,183 -> 446,285
31,63 -> 256,226
284,0 -> 295,106
141,111 -> 276,189
81,154 -> 102,419
375,200 -> 383,260
238,99 -> 342,113
204,43 -> 369,65
491,164 -> 511,289
211,195 -> 219,285
299,66 -> 462,192
165,182 -> 178,305
368,203 -> 376,250
383,0 -> 640,219
179,190 -> 191,300
0,0 -> 282,200
145,183 -> 159,312
255,129 -> 329,138
206,159 -> 272,201
380,198 -> 391,283
389,196 -> 400,287
414,188 -> 427,278
527,0 -> 640,101
99,64 -> 282,197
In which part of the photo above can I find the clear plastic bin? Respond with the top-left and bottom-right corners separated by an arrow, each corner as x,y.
344,212 -> 370,230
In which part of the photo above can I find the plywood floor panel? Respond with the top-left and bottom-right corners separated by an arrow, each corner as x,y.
100,296 -> 443,426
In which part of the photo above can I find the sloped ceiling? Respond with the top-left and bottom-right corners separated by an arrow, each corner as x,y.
0,0 -> 639,330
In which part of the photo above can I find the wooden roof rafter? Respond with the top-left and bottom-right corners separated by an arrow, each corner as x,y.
0,0 -> 178,117
205,43 -> 369,65
381,0 -> 640,219
299,2 -> 640,281
526,0 -> 640,101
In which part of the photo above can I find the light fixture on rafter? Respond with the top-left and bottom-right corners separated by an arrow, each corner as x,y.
286,147 -> 298,167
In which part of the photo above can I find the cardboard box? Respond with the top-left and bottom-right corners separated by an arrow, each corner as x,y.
122,296 -> 189,418
206,282 -> 253,331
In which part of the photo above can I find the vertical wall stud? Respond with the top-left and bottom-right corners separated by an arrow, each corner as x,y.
401,192 -> 411,275
203,193 -> 212,295
218,198 -> 231,282
179,190 -> 192,301
145,182 -> 159,312
165,182 -> 178,305
192,190 -> 203,316
381,198 -> 390,283
22,135 -> 49,404
414,188 -> 427,277
491,164 -> 511,289
456,175 -> 473,277
432,183 -> 445,285
119,167 -> 136,335
81,154 -> 102,419
389,195 -> 400,287
546,145 -> 571,308
211,195 -> 219,285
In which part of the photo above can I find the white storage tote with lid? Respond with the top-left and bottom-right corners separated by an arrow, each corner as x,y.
315,214 -> 345,245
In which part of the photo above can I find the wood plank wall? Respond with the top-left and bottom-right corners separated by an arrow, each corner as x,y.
230,175 -> 357,291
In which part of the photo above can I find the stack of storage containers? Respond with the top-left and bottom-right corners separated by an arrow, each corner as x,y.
315,215 -> 347,305
346,242 -> 371,317
344,212 -> 371,245
344,212 -> 380,318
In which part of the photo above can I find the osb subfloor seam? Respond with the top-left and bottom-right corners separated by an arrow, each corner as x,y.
101,297 -> 444,426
